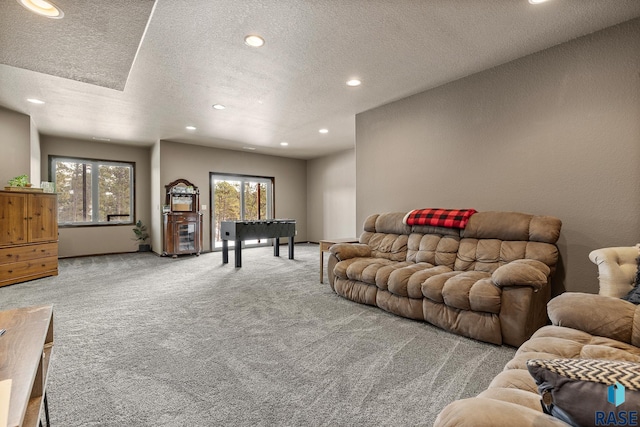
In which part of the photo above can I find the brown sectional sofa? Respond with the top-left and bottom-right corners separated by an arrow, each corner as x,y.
327,210 -> 562,347
434,292 -> 640,426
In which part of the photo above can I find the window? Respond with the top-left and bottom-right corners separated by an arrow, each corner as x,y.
50,156 -> 134,226
210,173 -> 274,249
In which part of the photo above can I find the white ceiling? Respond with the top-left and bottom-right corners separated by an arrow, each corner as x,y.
1,0 -> 639,160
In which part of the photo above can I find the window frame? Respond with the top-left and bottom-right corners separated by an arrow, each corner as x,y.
209,172 -> 275,251
49,155 -> 136,227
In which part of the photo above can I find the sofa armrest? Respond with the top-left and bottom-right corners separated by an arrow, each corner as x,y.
434,397 -> 567,427
491,259 -> 551,291
589,246 -> 639,298
548,292 -> 640,345
329,243 -> 371,261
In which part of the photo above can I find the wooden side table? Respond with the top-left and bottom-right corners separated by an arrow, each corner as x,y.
319,238 -> 358,283
0,305 -> 53,427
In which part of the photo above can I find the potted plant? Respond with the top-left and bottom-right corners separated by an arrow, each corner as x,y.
7,174 -> 31,188
132,220 -> 151,252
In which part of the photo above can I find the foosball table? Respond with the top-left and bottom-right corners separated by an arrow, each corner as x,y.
220,219 -> 296,267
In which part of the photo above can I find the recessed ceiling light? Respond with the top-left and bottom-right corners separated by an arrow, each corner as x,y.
17,0 -> 64,18
244,35 -> 265,47
212,104 -> 226,110
346,79 -> 361,87
528,0 -> 550,4
185,126 -> 197,130
319,128 -> 329,134
280,142 -> 289,146
26,98 -> 45,104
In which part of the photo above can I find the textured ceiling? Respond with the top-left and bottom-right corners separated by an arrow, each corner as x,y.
1,0 -> 639,159
0,0 -> 155,90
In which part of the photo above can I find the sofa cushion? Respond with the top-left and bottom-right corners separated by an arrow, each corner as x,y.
476,388 -> 542,412
453,211 -> 562,274
420,270 -> 501,314
339,257 -> 412,287
387,264 -> 451,298
455,239 -> 559,274
360,232 -> 408,262
406,232 -> 459,268
373,262 -> 414,290
548,293 -> 640,346
580,344 -> 640,362
516,325 -> 640,361
363,212 -> 411,235
527,358 -> 640,427
442,271 -> 496,312
488,368 -> 540,393
455,238 -> 502,273
421,271 -> 464,303
462,211 -> 561,244
517,335 -> 586,359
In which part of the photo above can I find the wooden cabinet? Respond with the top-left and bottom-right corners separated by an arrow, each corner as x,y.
163,212 -> 202,256
0,190 -> 58,287
162,179 -> 202,257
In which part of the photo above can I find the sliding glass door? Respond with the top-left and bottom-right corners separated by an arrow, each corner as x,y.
211,173 -> 274,249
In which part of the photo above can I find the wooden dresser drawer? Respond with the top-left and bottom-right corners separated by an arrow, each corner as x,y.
0,242 -> 58,265
0,257 -> 58,287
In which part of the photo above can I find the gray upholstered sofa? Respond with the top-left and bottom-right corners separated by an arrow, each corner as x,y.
327,211 -> 562,347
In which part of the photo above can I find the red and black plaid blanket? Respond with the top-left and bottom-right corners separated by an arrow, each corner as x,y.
403,208 -> 477,228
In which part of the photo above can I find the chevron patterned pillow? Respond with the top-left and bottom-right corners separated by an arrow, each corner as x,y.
527,358 -> 640,427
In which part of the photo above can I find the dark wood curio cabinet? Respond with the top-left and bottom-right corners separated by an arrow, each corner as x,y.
162,179 -> 202,257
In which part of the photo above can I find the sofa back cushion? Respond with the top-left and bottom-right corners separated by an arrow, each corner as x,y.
361,213 -> 461,266
359,211 -> 562,272
455,211 -> 562,273
406,232 -> 460,268
360,213 -> 411,262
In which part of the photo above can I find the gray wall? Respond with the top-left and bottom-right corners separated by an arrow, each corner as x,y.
306,148 -> 357,242
355,19 -> 640,295
0,106 -> 31,185
150,141 -> 162,258
158,140 -> 308,252
30,118 -> 41,184
40,135 -> 152,257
